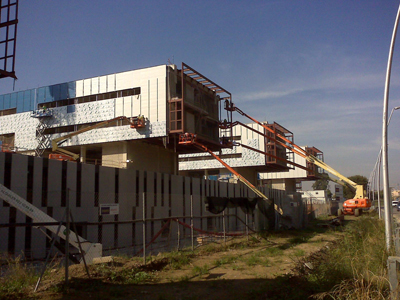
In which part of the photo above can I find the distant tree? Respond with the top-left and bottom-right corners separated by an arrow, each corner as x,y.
343,175 -> 368,199
312,173 -> 329,190
312,173 -> 332,198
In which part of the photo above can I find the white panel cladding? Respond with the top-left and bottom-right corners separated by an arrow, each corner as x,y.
116,70 -> 141,91
99,76 -> 107,93
107,74 -> 116,92
0,65 -> 168,152
83,79 -> 91,96
179,121 -> 268,171
115,98 -> 124,117
123,96 -> 132,118
91,77 -> 99,95
76,80 -> 84,97
0,97 -> 167,151
259,151 -> 308,179
105,66 -> 166,123
0,111 -> 40,150
48,99 -> 116,127
179,139 -> 263,171
1,152 -> 284,260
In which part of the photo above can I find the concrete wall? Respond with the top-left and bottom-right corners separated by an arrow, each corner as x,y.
126,140 -> 178,174
2,152 -> 284,260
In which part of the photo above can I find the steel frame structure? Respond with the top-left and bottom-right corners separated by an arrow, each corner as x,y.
0,0 -> 18,79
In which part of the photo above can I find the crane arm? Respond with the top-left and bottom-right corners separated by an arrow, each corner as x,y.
51,116 -> 129,160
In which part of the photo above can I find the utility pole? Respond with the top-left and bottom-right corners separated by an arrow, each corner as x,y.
382,3 -> 400,251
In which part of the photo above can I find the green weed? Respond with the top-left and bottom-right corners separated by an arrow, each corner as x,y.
0,256 -> 38,299
192,264 -> 209,276
213,255 -> 237,267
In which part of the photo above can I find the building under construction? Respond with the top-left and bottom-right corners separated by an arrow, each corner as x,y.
0,63 -> 324,261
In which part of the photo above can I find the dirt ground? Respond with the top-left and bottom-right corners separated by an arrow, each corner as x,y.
28,218 -> 347,300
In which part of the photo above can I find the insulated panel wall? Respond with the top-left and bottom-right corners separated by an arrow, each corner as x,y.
0,153 -> 286,259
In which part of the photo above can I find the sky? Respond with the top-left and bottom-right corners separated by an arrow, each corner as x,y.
1,1 -> 400,188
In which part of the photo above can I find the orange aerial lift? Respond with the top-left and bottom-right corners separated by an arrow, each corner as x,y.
179,132 -> 283,215
223,101 -> 370,216
49,115 -> 146,161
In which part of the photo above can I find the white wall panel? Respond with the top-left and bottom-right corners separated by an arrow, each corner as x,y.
123,97 -> 132,117
107,74 -> 116,92
115,98 -> 124,117
99,76 -> 107,93
76,80 -> 84,97
91,77 -> 99,95
0,65 -> 170,152
83,79 -> 91,96
0,152 -> 289,260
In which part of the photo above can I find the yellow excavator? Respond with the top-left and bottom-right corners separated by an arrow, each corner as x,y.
49,115 -> 145,161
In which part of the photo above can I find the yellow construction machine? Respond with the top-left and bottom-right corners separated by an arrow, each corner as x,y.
49,115 -> 145,161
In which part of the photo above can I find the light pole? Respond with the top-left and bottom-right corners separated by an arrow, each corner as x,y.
382,3 -> 400,252
369,106 -> 400,220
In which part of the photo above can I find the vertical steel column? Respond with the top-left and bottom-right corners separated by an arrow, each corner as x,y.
191,195 -> 194,251
65,188 -> 70,285
142,192 -> 146,264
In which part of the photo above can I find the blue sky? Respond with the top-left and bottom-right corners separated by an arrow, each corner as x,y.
1,1 -> 400,188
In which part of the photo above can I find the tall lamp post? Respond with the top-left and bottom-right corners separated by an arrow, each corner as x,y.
382,4 -> 400,252
372,106 -> 400,220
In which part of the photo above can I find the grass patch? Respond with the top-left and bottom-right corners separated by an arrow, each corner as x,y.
293,249 -> 306,257
192,264 -> 209,277
297,216 -> 392,298
164,251 -> 193,270
213,255 -> 237,267
0,256 -> 39,300
92,263 -> 154,284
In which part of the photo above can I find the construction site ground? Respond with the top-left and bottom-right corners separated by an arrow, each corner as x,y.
26,216 -> 352,300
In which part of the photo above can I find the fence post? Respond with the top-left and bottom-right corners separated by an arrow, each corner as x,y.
177,218 -> 181,251
395,225 -> 400,256
142,192 -> 146,265
65,188 -> 70,285
191,195 -> 194,251
221,211 -> 225,246
388,256 -> 400,299
245,213 -> 249,241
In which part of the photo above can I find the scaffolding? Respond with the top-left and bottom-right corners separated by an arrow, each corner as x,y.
31,109 -> 53,157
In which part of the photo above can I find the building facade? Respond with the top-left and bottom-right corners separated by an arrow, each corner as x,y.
0,63 -> 229,173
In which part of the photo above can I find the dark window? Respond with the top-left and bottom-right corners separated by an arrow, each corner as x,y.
67,105 -> 75,113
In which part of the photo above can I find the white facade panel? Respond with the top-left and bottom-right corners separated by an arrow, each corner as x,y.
83,79 -> 91,96
132,94 -> 141,117
179,122 -> 267,171
107,74 -> 116,92
91,77 -> 99,95
123,97 -> 133,117
0,64 -> 169,152
76,80 -> 84,97
115,98 -> 124,117
99,76 -> 107,93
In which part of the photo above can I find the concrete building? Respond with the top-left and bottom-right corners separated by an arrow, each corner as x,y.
0,63 -> 330,259
259,146 -> 323,192
179,122 -> 294,185
0,63 -> 230,173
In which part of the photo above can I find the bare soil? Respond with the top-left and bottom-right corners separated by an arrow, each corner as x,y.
30,220 -> 346,300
